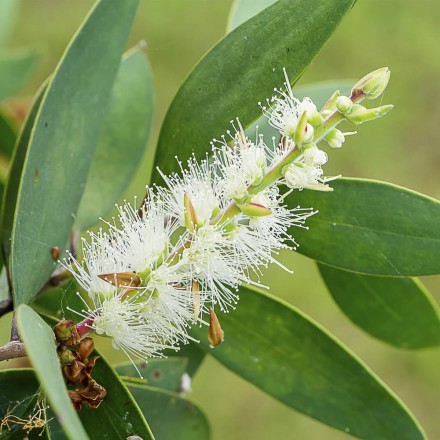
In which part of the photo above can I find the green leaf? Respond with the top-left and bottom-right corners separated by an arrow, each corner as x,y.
165,341 -> 206,378
16,305 -> 88,439
0,48 -> 39,101
76,46 -> 154,229
0,80 -> 47,262
318,263 -> 440,349
32,279 -> 85,322
9,0 -> 140,305
153,0 -> 356,181
78,347 -> 154,439
0,368 -> 51,440
115,357 -> 188,392
227,0 -> 276,31
128,384 -> 211,440
288,178 -> 440,276
190,287 -> 425,439
0,0 -> 20,47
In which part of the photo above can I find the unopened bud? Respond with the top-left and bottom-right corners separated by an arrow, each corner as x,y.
321,90 -> 340,112
336,96 -> 353,113
58,347 -> 77,365
346,104 -> 393,125
98,272 -> 141,288
325,129 -> 345,148
351,67 -> 391,100
294,111 -> 314,146
238,202 -> 271,217
208,307 -> 224,348
54,320 -> 76,343
183,193 -> 197,232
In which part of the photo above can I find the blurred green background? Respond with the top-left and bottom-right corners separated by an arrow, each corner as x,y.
1,0 -> 439,438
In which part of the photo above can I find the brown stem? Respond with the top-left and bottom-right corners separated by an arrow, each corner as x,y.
0,341 -> 26,362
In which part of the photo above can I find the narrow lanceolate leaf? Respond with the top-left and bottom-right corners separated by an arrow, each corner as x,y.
9,0 -> 140,305
128,384 -> 211,440
16,305 -> 88,439
190,287 -> 425,439
227,0 -> 276,31
318,263 -> 440,349
0,48 -> 39,101
76,46 -> 154,229
115,357 -> 188,392
0,80 -> 47,261
0,369 -> 51,440
287,178 -> 440,276
153,0 -> 356,181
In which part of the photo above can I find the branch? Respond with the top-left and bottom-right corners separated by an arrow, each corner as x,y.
0,341 -> 26,362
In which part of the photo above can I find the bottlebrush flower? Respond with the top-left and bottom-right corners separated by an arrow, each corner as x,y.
62,67 -> 392,368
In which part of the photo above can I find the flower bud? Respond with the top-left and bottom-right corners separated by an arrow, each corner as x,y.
282,163 -> 309,190
58,347 -> 77,365
325,129 -> 345,148
321,90 -> 340,112
303,145 -> 328,166
346,104 -> 393,125
336,96 -> 353,113
54,319 -> 76,343
183,193 -> 197,232
238,202 -> 272,217
208,307 -> 224,348
294,111 -> 314,146
351,67 -> 391,100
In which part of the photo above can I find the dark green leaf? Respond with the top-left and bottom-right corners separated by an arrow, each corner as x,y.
318,263 -> 440,349
128,384 -> 210,440
0,49 -> 39,101
0,368 -> 51,440
78,348 -> 154,439
76,46 -> 154,229
115,357 -> 188,392
190,286 -> 425,439
32,279 -> 85,322
9,0 -> 140,305
287,178 -> 440,276
16,305 -> 87,439
165,341 -> 206,378
153,0 -> 356,181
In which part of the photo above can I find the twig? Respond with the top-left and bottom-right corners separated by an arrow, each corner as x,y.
0,341 -> 26,362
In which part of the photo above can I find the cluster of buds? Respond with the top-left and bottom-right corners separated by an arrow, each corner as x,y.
54,321 -> 106,410
60,68 -> 392,379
